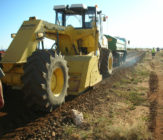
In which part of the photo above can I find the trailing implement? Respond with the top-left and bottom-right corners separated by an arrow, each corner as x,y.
105,35 -> 129,66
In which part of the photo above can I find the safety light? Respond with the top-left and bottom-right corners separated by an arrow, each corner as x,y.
11,33 -> 16,38
36,32 -> 44,39
103,16 -> 108,22
128,40 -> 130,44
103,16 -> 106,22
95,5 -> 98,8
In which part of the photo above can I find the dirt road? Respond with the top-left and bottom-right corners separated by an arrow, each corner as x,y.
0,51 -> 145,139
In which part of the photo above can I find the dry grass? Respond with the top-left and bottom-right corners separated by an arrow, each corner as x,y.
106,120 -> 151,140
63,54 -> 153,140
159,52 -> 163,69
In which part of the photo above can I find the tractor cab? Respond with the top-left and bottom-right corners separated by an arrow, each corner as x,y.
54,4 -> 107,49
54,4 -> 101,29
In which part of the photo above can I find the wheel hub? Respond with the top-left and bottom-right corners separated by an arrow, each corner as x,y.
108,56 -> 112,70
51,68 -> 64,96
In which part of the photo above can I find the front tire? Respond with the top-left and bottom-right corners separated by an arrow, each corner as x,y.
22,50 -> 69,112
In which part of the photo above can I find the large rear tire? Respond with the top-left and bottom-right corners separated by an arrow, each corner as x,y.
99,48 -> 113,78
22,50 -> 69,112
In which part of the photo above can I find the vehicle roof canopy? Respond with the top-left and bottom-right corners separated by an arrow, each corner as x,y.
54,4 -> 96,15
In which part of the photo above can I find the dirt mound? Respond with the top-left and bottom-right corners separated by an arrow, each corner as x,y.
149,71 -> 158,93
150,62 -> 155,70
148,71 -> 158,133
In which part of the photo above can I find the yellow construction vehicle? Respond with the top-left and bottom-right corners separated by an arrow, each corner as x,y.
1,4 -> 113,112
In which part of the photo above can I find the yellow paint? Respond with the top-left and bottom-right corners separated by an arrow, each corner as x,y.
1,18 -> 102,95
45,25 -> 98,55
51,68 -> 64,96
65,54 -> 102,95
1,20 -> 43,63
109,56 -> 112,70
2,64 -> 24,86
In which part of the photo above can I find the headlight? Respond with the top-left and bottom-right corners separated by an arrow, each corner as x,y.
11,33 -> 16,38
36,32 -> 44,39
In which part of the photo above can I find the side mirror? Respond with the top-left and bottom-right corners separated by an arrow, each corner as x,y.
97,10 -> 102,14
11,33 -> 16,38
103,16 -> 106,22
128,40 -> 130,44
103,16 -> 108,22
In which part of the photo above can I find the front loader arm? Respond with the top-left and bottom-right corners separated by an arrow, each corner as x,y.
1,19 -> 45,63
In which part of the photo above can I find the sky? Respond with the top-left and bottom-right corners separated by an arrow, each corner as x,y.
0,0 -> 163,49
